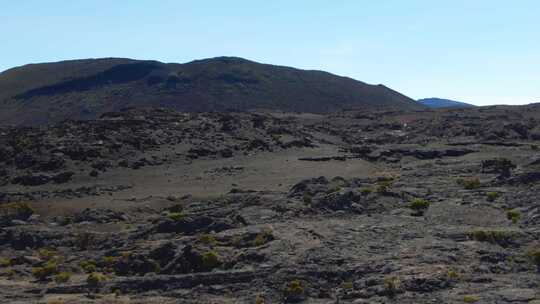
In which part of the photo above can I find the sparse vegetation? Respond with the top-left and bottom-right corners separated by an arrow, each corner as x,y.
32,260 -> 59,280
199,233 -> 217,245
86,272 -> 107,287
360,187 -> 373,195
168,212 -> 185,221
468,230 -> 517,246
376,180 -> 393,194
201,251 -> 221,269
0,202 -> 35,221
409,198 -> 430,216
486,191 -> 499,202
284,279 -> 304,300
0,257 -> 11,267
457,178 -> 481,189
80,260 -> 97,273
463,295 -> 480,303
506,209 -> 521,224
383,276 -> 400,297
54,271 -> 72,283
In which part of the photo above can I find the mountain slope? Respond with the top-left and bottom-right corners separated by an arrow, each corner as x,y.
0,57 -> 425,125
418,98 -> 475,109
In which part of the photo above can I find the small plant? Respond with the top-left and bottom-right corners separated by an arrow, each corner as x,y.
341,280 -> 354,290
255,294 -> 265,304
38,248 -> 58,260
86,272 -> 107,287
376,180 -> 393,194
253,228 -> 273,247
468,230 -> 516,247
0,257 -> 11,267
168,212 -> 185,221
32,260 -> 59,280
446,268 -> 460,280
463,295 -> 480,303
80,260 -> 97,273
457,178 -> 481,190
284,279 -> 304,300
54,271 -> 72,283
506,209 -> 521,224
383,276 -> 400,298
325,186 -> 342,194
0,202 -> 35,221
360,187 -> 373,195
199,233 -> 217,245
201,251 -> 221,269
486,191 -> 499,202
531,144 -> 539,151
409,198 -> 430,216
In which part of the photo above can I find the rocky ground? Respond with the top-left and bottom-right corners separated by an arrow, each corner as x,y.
0,106 -> 539,303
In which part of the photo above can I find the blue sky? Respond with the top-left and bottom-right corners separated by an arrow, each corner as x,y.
1,0 -> 539,105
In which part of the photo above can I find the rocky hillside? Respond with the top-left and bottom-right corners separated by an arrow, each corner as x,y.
0,57 -> 425,126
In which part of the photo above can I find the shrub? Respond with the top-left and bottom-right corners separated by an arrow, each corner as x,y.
463,295 -> 480,303
468,230 -> 516,246
376,180 -> 392,194
325,186 -> 341,194
255,295 -> 265,304
199,233 -> 217,245
506,209 -> 520,224
0,202 -> 35,221
360,187 -> 373,195
409,198 -> 430,215
0,257 -> 11,267
284,279 -> 304,300
38,248 -> 58,260
446,269 -> 460,280
486,192 -> 499,202
253,229 -> 273,247
32,260 -> 58,280
383,276 -> 400,297
86,272 -> 107,287
457,178 -> 481,189
80,260 -> 97,273
168,212 -> 185,221
201,251 -> 221,269
54,271 -> 72,283
341,280 -> 353,290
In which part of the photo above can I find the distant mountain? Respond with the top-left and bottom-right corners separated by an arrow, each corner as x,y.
0,57 -> 425,126
418,98 -> 475,109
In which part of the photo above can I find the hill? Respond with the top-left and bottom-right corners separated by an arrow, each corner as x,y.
0,57 -> 425,125
418,97 -> 475,109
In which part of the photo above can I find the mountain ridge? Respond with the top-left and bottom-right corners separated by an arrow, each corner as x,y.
0,57 -> 426,125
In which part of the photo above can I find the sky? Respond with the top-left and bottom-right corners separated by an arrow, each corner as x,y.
1,0 -> 539,106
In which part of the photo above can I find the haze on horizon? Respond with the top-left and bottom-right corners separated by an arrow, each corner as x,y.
1,0 -> 538,106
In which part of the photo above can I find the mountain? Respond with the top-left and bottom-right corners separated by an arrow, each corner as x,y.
0,57 -> 425,126
418,98 -> 475,109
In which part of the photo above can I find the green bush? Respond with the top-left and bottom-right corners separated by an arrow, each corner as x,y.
463,295 -> 480,303
199,233 -> 217,245
80,260 -> 97,273
506,209 -> 520,224
409,198 -> 430,215
360,187 -> 373,195
526,248 -> 540,267
383,276 -> 400,297
201,251 -> 221,269
376,180 -> 393,194
54,271 -> 72,283
284,279 -> 304,299
486,192 -> 499,202
0,257 -> 11,267
168,212 -> 185,221
86,272 -> 107,287
32,260 -> 58,280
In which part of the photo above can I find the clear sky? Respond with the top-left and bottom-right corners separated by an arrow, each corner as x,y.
1,0 -> 539,105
